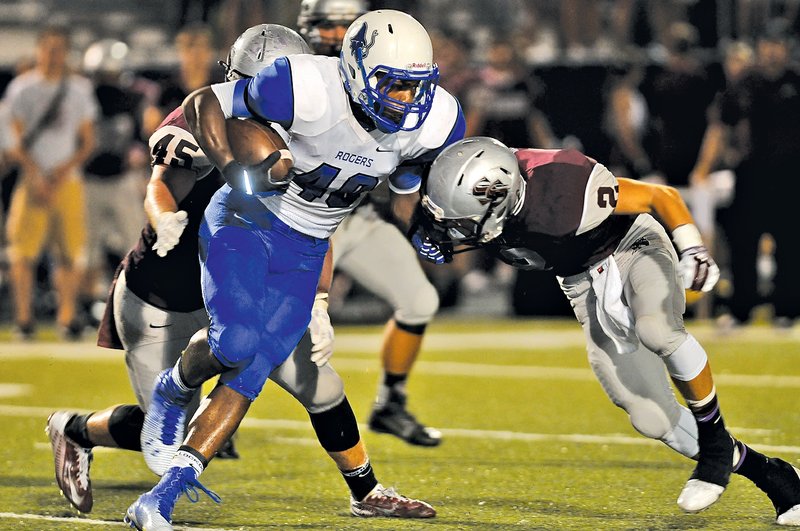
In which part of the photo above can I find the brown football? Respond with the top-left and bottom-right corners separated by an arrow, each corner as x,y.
225,118 -> 293,180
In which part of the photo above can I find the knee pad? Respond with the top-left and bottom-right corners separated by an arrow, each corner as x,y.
663,335 -> 708,381
308,396 -> 360,452
108,405 -> 145,451
395,281 -> 439,325
635,315 -> 686,355
626,399 -> 675,441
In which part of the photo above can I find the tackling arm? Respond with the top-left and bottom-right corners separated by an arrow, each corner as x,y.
616,177 -> 718,292
615,178 -> 694,231
145,164 -> 196,257
144,165 -> 195,226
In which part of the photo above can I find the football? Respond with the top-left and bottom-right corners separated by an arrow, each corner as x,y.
225,118 -> 293,180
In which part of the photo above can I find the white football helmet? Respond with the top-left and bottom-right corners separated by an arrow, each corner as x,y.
422,137 -> 525,244
222,24 -> 311,81
83,39 -> 130,74
339,10 -> 439,133
298,0 -> 367,56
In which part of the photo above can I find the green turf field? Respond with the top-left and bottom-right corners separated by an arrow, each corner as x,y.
0,318 -> 798,530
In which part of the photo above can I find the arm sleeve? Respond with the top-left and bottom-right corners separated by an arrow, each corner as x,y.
230,56 -> 295,128
388,162 -> 425,194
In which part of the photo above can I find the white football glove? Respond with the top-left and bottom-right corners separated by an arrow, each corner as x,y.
152,210 -> 189,257
308,295 -> 334,367
678,246 -> 720,292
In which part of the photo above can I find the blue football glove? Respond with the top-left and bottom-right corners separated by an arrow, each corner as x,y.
412,230 -> 449,264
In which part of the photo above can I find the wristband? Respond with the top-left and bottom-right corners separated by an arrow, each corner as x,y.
672,224 -> 703,252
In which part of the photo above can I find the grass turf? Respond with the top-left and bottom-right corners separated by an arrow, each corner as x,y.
0,317 -> 798,530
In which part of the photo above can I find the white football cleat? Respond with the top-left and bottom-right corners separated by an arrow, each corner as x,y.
777,504 -> 800,526
677,479 -> 725,513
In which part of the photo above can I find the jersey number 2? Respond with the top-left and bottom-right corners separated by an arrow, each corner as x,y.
597,185 -> 619,208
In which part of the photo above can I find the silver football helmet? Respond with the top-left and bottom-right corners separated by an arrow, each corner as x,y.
298,0 -> 367,56
222,24 -> 311,81
422,137 -> 525,244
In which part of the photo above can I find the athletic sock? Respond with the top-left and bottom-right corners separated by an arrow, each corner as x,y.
376,372 -> 408,408
173,446 -> 208,477
64,413 -> 94,448
341,460 -> 378,501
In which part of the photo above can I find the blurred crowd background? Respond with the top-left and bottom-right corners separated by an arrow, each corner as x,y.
0,0 -> 798,339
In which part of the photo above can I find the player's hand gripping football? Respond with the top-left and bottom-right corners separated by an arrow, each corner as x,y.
153,210 -> 189,257
222,152 -> 295,196
308,294 -> 334,367
678,246 -> 720,292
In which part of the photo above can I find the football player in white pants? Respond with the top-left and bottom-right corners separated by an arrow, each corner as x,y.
299,0 -> 441,446
412,137 -> 800,525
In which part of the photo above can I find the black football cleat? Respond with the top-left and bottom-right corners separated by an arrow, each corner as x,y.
368,393 -> 441,447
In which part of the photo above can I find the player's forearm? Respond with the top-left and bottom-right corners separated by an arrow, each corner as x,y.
182,87 -> 235,171
145,177 -> 180,227
391,192 -> 419,232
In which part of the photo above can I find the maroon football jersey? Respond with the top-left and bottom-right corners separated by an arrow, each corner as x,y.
490,148 -> 634,276
97,107 -> 222,349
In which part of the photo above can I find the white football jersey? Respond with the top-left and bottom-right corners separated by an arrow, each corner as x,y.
213,54 -> 464,238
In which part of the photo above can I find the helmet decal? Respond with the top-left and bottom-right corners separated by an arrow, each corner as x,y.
350,22 -> 378,60
472,176 -> 511,206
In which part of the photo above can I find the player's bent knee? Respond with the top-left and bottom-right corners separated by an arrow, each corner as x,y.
214,323 -> 262,365
308,395 -> 360,452
302,365 -> 345,414
635,315 -> 686,355
396,282 -> 439,325
627,400 -> 674,441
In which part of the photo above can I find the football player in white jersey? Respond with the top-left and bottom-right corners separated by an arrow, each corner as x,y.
126,10 -> 464,529
46,24 -> 322,514
298,0 -> 442,447
413,137 -> 800,526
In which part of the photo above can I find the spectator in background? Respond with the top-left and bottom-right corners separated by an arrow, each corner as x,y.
465,38 -> 556,149
142,24 -> 221,137
715,20 -> 800,327
603,57 -> 653,180
4,25 -> 98,340
688,40 -> 755,241
643,22 -> 719,241
463,38 -> 559,305
80,39 -> 150,326
177,0 -> 221,29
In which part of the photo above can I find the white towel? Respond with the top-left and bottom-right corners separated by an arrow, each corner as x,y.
589,255 -> 638,354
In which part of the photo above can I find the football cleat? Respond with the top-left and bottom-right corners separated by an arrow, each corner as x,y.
368,393 -> 442,447
350,483 -> 436,518
141,369 -> 193,476
46,411 -> 93,513
753,458 -> 800,526
124,466 -> 220,531
677,479 -> 725,513
678,426 -> 733,513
